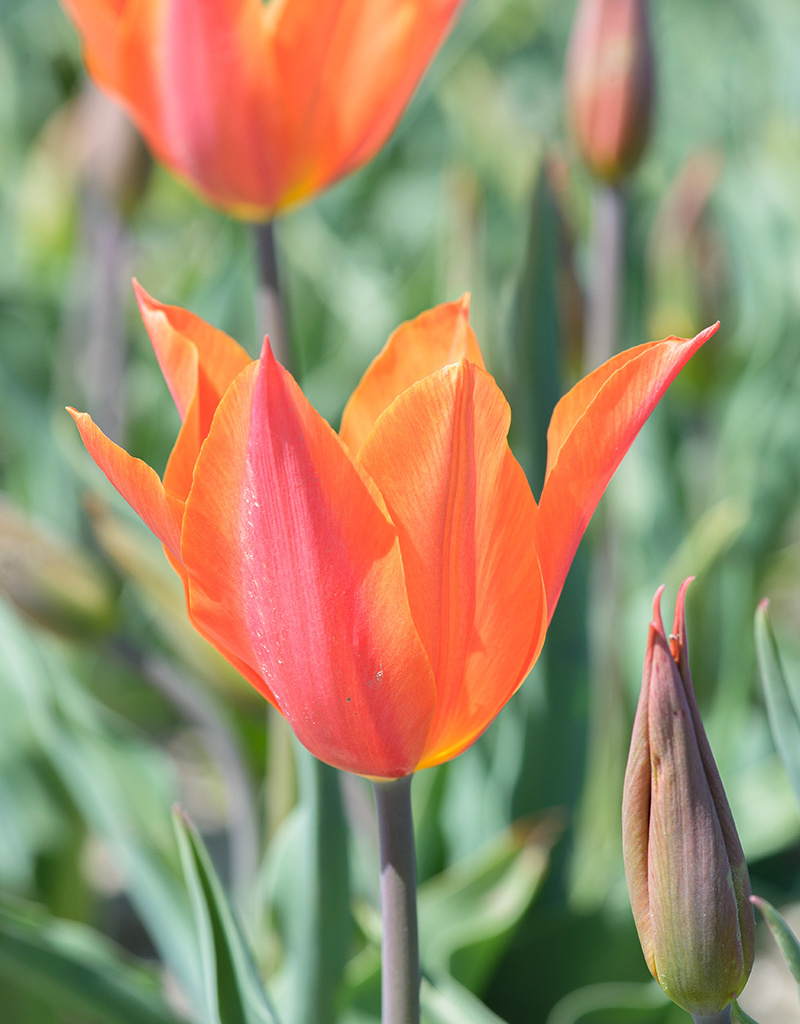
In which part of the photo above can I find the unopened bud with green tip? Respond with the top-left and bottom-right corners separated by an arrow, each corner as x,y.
622,578 -> 754,1017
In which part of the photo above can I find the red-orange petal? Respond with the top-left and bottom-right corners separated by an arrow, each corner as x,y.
176,363 -> 276,704
158,0 -> 274,209
537,323 -> 719,616
267,0 -> 463,208
358,359 -> 546,769
60,0 -> 165,160
339,296 -> 484,454
182,342 -> 436,777
68,408 -> 183,560
134,283 -> 252,504
134,282 -> 252,422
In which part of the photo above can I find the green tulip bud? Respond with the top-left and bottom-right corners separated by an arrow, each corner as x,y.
622,578 -> 754,1016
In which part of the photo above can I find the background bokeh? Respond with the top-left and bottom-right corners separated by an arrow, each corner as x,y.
2,0 -> 800,1021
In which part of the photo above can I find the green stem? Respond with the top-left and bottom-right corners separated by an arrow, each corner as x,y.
692,1007 -> 732,1024
252,219 -> 293,372
373,776 -> 420,1024
295,749 -> 350,1024
584,182 -> 625,374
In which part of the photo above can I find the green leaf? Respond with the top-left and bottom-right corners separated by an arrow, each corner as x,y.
751,894 -> 800,987
0,602 -> 201,1004
545,980 -> 669,1024
755,599 -> 800,808
421,971 -> 509,1024
0,897 -> 182,1024
730,996 -> 762,1024
173,807 -> 280,1024
257,743 -> 350,1024
418,817 -> 558,991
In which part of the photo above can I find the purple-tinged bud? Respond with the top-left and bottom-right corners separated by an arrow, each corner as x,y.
622,578 -> 755,1015
565,0 -> 655,183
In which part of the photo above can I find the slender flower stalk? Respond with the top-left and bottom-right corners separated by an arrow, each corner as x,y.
252,220 -> 292,374
69,285 -> 717,778
566,0 -> 655,369
373,777 -> 419,1024
584,182 -> 625,373
693,1009 -> 733,1024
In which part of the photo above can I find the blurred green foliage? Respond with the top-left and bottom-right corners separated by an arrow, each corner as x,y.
2,0 -> 800,1022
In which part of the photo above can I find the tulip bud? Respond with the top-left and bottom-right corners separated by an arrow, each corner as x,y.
622,579 -> 754,1016
565,0 -> 654,183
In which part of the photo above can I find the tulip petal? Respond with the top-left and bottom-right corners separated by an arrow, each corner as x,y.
68,409 -> 183,560
359,360 -> 546,769
177,363 -> 276,706
61,0 -> 165,159
268,0 -> 463,207
159,0 -> 275,209
135,282 -> 252,421
183,343 -> 436,778
59,0 -> 123,60
134,283 -> 252,502
339,296 -> 484,454
537,323 -> 718,616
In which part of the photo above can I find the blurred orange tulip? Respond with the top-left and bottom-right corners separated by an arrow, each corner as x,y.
70,286 -> 716,777
59,0 -> 462,218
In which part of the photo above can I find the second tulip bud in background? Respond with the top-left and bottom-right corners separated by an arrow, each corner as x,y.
622,579 -> 754,1016
566,0 -> 654,183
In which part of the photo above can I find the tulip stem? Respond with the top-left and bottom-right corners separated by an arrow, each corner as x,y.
692,1008 -> 733,1024
373,775 -> 420,1024
252,219 -> 293,372
584,182 -> 625,374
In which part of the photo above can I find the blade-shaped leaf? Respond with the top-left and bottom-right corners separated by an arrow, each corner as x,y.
750,895 -> 800,988
0,602 -> 201,1004
755,599 -> 800,807
545,980 -> 669,1024
419,817 -> 558,991
731,996 -> 762,1024
0,897 -> 182,1024
173,807 -> 279,1024
421,971 -> 509,1024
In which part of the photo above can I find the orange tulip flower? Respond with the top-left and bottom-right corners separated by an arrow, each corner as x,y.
58,0 -> 462,218
69,286 -> 716,777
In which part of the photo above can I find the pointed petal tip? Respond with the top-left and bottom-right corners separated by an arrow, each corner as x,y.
131,278 -> 157,314
672,577 -> 696,649
700,320 -> 721,342
68,407 -> 94,432
258,334 -> 276,365
652,583 -> 666,626
757,597 -> 770,613
660,322 -> 719,347
458,293 -> 472,316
